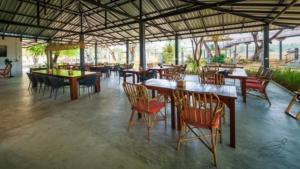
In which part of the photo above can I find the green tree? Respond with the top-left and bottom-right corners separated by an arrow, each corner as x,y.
27,44 -> 45,64
162,43 -> 175,64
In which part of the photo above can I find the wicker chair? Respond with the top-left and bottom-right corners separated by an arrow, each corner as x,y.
173,90 -> 223,166
246,69 -> 273,105
123,82 -> 166,141
0,63 -> 12,78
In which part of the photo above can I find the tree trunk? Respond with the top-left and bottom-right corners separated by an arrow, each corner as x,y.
213,40 -> 220,57
191,37 -> 204,66
107,47 -> 116,61
203,41 -> 213,58
53,53 -> 59,63
251,29 -> 283,61
130,44 -> 136,62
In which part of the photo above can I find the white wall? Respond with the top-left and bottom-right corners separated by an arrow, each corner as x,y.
0,37 -> 22,76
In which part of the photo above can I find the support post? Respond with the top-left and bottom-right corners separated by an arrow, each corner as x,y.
139,21 -> 146,68
279,39 -> 283,60
47,39 -> 53,68
263,24 -> 270,68
175,34 -> 179,65
79,33 -> 85,71
95,42 -> 98,65
245,43 -> 250,60
229,47 -> 232,58
126,40 -> 129,65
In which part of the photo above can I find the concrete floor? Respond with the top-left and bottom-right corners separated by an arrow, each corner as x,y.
0,74 -> 299,169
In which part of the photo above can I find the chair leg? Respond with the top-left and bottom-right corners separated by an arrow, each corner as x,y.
54,89 -> 58,100
28,82 -> 31,91
50,88 -> 53,98
177,122 -> 185,151
147,114 -> 153,141
128,110 -> 136,130
211,129 -> 217,167
264,90 -> 271,105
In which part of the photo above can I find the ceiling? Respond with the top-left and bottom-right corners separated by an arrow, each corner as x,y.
0,0 -> 299,46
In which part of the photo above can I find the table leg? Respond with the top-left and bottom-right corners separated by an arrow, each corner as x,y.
133,73 -> 135,83
95,74 -> 101,92
171,95 -> 176,129
228,98 -> 236,148
241,78 -> 246,103
123,74 -> 126,82
137,74 -> 140,83
159,70 -> 162,79
69,77 -> 78,100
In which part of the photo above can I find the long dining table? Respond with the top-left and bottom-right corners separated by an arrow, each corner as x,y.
142,78 -> 238,148
32,69 -> 101,100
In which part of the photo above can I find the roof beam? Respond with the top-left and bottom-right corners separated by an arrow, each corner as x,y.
0,19 -> 79,34
269,0 -> 298,24
182,0 -> 294,29
142,0 -> 246,22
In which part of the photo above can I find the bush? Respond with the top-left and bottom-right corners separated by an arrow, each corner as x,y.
212,54 -> 226,64
272,68 -> 300,91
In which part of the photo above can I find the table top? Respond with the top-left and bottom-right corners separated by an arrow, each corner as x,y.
142,79 -> 237,98
148,66 -> 172,70
32,69 -> 98,78
228,68 -> 248,78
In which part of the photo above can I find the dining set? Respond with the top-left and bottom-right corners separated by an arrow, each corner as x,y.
122,64 -> 274,166
27,69 -> 101,100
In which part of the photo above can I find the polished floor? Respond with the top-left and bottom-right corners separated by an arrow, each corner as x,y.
0,74 -> 299,169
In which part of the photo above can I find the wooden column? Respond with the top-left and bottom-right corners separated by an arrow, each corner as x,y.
139,21 -> 146,68
95,42 -> 98,65
175,34 -> 179,65
263,24 -> 270,68
126,40 -> 129,64
79,33 -> 85,71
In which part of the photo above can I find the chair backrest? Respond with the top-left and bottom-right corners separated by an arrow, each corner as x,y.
48,76 -> 65,88
42,76 -> 51,86
262,69 -> 273,88
200,68 -> 224,85
123,82 -> 149,111
3,64 -> 12,75
173,90 -> 222,128
255,66 -> 264,77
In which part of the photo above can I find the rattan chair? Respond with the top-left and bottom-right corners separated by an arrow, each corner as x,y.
246,69 -> 273,105
123,82 -> 166,141
173,90 -> 223,166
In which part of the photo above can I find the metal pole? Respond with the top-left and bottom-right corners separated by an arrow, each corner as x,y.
263,24 -> 270,68
175,34 -> 179,65
126,40 -> 129,64
279,39 -> 283,60
246,43 -> 249,60
47,39 -> 53,68
139,21 -> 146,68
95,42 -> 98,65
79,33 -> 85,71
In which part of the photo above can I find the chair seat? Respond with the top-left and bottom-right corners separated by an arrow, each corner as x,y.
246,82 -> 263,91
181,107 -> 221,129
246,78 -> 262,83
134,100 -> 165,114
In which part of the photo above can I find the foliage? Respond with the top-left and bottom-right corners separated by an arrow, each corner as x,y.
272,68 -> 300,91
59,48 -> 79,58
162,43 -> 174,64
27,44 -> 45,57
185,55 -> 206,74
212,54 -> 226,64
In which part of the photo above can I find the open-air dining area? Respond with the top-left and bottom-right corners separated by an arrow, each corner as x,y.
0,0 -> 300,169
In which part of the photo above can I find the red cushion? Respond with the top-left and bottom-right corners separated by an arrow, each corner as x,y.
246,82 -> 263,91
181,107 -> 221,129
134,100 -> 165,114
246,79 -> 261,83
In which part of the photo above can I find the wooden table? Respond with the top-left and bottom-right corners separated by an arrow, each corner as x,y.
123,69 -> 140,83
148,67 -> 172,78
142,79 -> 237,148
32,69 -> 101,100
225,68 -> 248,103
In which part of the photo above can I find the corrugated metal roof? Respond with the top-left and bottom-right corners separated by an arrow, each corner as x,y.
0,0 -> 299,45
